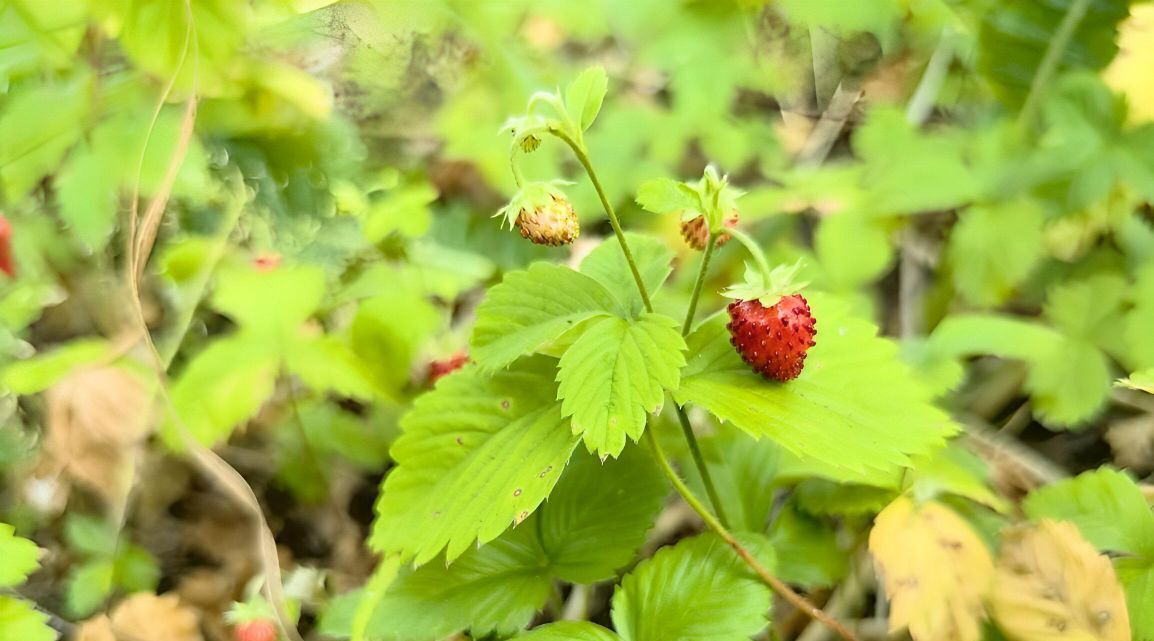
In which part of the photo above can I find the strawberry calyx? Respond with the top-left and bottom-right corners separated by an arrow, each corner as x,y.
722,258 -> 809,308
492,180 -> 573,231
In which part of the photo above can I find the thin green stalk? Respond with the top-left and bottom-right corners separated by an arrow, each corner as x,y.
643,429 -> 862,641
550,128 -> 653,313
1018,0 -> 1092,129
674,405 -> 729,527
726,226 -> 773,284
682,235 -> 717,335
551,128 -> 728,523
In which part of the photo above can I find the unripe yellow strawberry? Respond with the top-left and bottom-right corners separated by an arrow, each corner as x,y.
515,194 -> 580,246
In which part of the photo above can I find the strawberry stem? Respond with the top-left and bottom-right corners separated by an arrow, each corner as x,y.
727,227 -> 774,286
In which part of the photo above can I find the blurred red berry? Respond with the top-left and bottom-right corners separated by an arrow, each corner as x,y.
234,619 -> 277,641
0,215 -> 14,277
253,252 -> 282,273
428,351 -> 470,383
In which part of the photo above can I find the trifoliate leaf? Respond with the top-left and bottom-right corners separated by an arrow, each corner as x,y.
948,200 -> 1045,307
472,263 -> 626,370
1044,274 -> 1128,344
675,294 -> 955,475
519,622 -> 621,641
565,66 -> 609,131
977,0 -> 1130,108
557,314 -> 685,457
869,497 -> 994,641
0,596 -> 54,641
537,447 -> 668,583
611,533 -> 774,641
579,233 -> 674,317
635,178 -> 702,216
162,334 -> 279,447
371,360 -> 579,564
0,524 -> 40,588
989,520 -> 1131,641
1024,468 -> 1154,558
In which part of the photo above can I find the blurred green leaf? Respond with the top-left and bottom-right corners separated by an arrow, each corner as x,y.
0,339 -> 111,394
0,71 -> 90,201
565,66 -> 608,132
65,559 -> 113,617
768,505 -> 848,588
518,622 -> 621,641
212,264 -> 327,339
948,200 -> 1045,307
557,314 -> 685,457
635,178 -> 701,216
64,514 -> 117,558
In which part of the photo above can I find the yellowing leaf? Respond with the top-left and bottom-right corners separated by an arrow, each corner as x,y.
1104,5 -> 1154,124
869,496 -> 993,641
990,520 -> 1130,641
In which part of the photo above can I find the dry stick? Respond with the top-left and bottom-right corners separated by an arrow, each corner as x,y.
549,129 -> 860,641
118,8 -> 302,638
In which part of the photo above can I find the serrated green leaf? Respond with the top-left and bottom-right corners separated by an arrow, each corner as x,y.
371,360 -> 580,564
1044,273 -> 1127,343
557,314 -> 685,457
328,448 -> 664,640
519,622 -> 621,641
949,200 -> 1045,307
565,66 -> 608,131
0,339 -> 112,395
472,263 -> 625,369
354,527 -> 551,640
635,178 -> 701,216
66,559 -> 113,617
579,234 -> 673,317
1024,468 -> 1154,558
163,334 -> 279,447
0,596 -> 54,641
769,505 -> 848,588
977,0 -> 1130,108
538,447 -> 668,583
675,294 -> 955,475
0,524 -> 40,588
612,533 -> 773,641
909,444 -> 1008,512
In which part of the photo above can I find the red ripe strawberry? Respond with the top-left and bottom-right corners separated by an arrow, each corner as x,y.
726,294 -> 816,381
680,209 -> 739,251
234,620 -> 277,641
0,215 -> 14,277
428,350 -> 470,383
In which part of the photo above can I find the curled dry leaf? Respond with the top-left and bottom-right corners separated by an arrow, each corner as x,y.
1104,4 -> 1154,123
989,520 -> 1130,641
42,364 -> 154,502
869,496 -> 994,641
76,593 -> 203,641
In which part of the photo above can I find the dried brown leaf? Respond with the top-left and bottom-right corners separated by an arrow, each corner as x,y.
989,520 -> 1130,641
43,365 -> 154,501
869,496 -> 994,641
